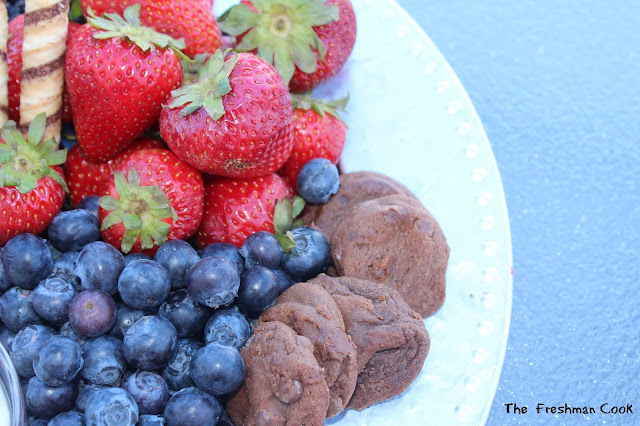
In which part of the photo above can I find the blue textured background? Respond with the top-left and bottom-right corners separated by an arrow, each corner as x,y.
396,0 -> 640,424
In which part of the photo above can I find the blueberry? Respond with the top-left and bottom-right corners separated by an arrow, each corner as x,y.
48,410 -> 84,426
154,240 -> 200,290
9,324 -> 55,378
48,209 -> 100,251
161,338 -> 202,391
296,158 -> 340,204
0,325 -> 16,351
123,316 -> 177,370
272,268 -> 295,293
0,287 -> 42,332
78,195 -> 100,218
204,307 -> 251,349
239,231 -> 283,269
281,227 -> 331,281
31,275 -> 77,325
33,335 -> 83,386
68,289 -> 117,337
58,321 -> 85,345
81,336 -> 126,386
7,0 -> 24,20
110,303 -> 146,338
139,414 -> 165,426
237,266 -> 278,316
164,387 -> 221,426
123,371 -> 170,415
2,234 -> 52,289
159,290 -> 210,338
76,384 -> 107,412
118,260 -> 171,310
52,251 -> 80,276
25,376 -> 77,419
124,252 -> 151,266
190,343 -> 245,395
187,257 -> 240,309
27,418 -> 48,426
84,387 -> 139,426
0,255 -> 8,293
200,242 -> 244,275
74,241 -> 125,295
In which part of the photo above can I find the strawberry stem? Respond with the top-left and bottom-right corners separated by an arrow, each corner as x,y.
166,49 -> 239,120
0,113 -> 68,194
87,4 -> 188,59
219,0 -> 340,85
99,170 -> 177,253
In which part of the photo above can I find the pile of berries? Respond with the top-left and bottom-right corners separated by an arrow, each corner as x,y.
0,157 -> 338,423
0,0 -> 355,423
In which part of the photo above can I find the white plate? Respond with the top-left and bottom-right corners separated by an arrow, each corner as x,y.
215,1 -> 513,424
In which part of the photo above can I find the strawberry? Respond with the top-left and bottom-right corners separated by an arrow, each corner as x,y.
0,114 -> 68,245
65,138 -> 165,207
98,148 -> 204,254
79,0 -> 221,57
160,50 -> 294,178
65,5 -> 184,163
279,93 -> 347,185
7,16 -> 81,124
196,173 -> 292,248
219,0 -> 357,92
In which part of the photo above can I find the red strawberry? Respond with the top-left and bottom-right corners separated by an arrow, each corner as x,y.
65,138 -> 165,207
99,148 -> 204,254
160,50 -> 294,178
279,94 -> 347,185
219,0 -> 356,92
8,16 -> 81,124
79,0 -> 221,57
196,173 -> 292,248
0,114 -> 68,245
65,5 -> 184,163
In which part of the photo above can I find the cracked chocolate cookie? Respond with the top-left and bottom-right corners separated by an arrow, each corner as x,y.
309,274 -> 430,411
330,194 -> 449,317
226,321 -> 330,426
262,283 -> 358,417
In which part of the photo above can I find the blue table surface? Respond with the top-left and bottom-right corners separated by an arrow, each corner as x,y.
396,1 -> 640,424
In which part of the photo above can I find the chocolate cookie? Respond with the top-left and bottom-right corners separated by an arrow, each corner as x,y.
227,321 -> 330,426
263,284 -> 358,416
309,274 -> 430,410
331,194 -> 449,317
310,172 -> 418,238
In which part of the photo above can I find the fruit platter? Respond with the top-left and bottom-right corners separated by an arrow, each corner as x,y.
0,0 -> 512,424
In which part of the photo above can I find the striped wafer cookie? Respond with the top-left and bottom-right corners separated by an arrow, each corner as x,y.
19,0 -> 69,141
0,0 -> 8,124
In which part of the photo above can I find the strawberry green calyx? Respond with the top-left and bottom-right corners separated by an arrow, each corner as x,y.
0,113 -> 68,194
181,53 -> 213,85
167,49 -> 240,120
99,170 -> 177,253
88,4 -> 188,60
274,195 -> 306,251
291,93 -> 348,121
219,0 -> 339,85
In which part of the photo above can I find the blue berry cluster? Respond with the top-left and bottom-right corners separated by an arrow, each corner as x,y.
0,187 -> 333,424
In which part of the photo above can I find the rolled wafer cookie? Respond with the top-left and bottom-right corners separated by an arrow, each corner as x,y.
0,0 -> 8,124
19,0 -> 69,141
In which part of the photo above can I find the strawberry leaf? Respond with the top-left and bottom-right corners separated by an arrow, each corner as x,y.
167,50 -> 240,120
219,0 -> 340,85
292,195 -> 306,218
0,118 -> 68,194
88,4 -> 187,58
99,170 -> 176,253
